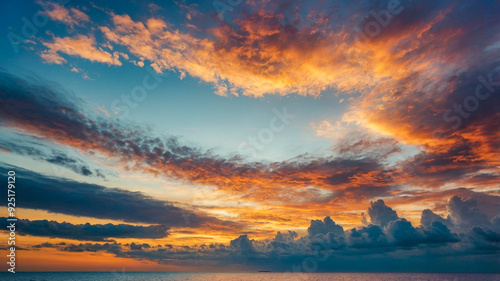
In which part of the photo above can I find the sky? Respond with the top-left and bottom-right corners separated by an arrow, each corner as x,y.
0,0 -> 499,273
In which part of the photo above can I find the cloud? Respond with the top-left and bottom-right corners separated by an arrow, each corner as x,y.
3,0 -> 500,224
339,0 -> 500,182
448,195 -> 493,229
0,71 -> 395,203
0,217 -> 169,241
422,221 -> 460,244
130,242 -> 151,250
0,135 -> 106,178
420,209 -> 452,229
346,224 -> 388,249
38,1 -> 90,28
367,199 -> 399,227
307,216 -> 344,237
34,195 -> 499,272
41,35 -> 122,65
1,69 -> 497,213
331,132 -> 402,160
385,218 -> 424,246
472,227 -> 500,243
41,0 -> 496,106
229,234 -> 254,254
61,242 -> 123,254
91,0 -> 497,194
97,10 -> 375,97
0,163 -> 239,231
28,0 -> 500,174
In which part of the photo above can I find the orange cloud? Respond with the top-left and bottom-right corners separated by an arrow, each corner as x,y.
39,1 -> 89,28
41,35 -> 122,65
7,0 -> 500,230
97,12 -> 394,97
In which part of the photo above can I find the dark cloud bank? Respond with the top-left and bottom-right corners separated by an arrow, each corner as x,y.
0,163 -> 240,231
0,217 -> 169,241
34,195 -> 500,272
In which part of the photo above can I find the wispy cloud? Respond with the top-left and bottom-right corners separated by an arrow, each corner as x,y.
0,135 -> 106,178
41,35 -> 122,65
38,1 -> 90,28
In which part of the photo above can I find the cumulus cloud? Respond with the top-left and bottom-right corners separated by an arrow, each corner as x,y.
367,199 -> 399,227
420,209 -> 452,229
229,234 -> 254,254
346,224 -> 388,249
448,195 -> 493,230
385,218 -> 424,246
308,216 -> 344,237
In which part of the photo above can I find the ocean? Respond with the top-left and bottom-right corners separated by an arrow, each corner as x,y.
0,272 -> 499,281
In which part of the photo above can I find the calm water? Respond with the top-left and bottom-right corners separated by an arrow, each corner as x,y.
1,273 -> 499,281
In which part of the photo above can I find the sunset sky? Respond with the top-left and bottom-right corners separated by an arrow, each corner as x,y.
0,0 -> 499,273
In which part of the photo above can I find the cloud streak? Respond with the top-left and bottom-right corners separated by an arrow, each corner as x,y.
0,217 -> 169,241
0,135 -> 105,178
0,163 -> 239,231
41,35 -> 122,65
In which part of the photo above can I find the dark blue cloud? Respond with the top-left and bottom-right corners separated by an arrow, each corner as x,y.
367,199 -> 398,227
0,136 -> 106,178
347,224 -> 389,249
0,217 -> 169,241
0,163 -> 241,230
420,209 -> 453,229
308,216 -> 344,236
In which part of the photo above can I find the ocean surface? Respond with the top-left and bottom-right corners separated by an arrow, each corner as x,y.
1,272 -> 499,281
